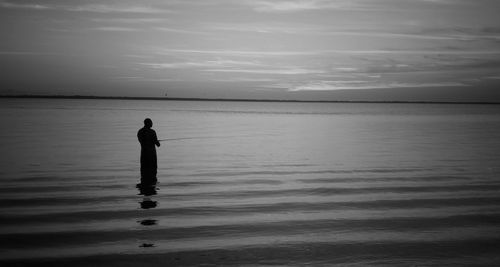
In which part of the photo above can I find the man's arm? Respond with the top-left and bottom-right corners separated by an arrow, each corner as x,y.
153,131 -> 160,147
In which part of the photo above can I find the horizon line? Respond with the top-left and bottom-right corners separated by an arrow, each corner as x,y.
1,94 -> 500,105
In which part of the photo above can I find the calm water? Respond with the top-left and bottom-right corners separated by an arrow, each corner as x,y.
1,99 -> 500,266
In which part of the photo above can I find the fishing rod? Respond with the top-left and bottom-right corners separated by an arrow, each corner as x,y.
158,137 -> 209,142
158,135 -> 245,142
158,133 -> 269,142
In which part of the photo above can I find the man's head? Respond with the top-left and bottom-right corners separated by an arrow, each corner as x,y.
144,118 -> 153,128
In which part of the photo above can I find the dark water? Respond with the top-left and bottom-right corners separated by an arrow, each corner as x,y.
1,99 -> 500,266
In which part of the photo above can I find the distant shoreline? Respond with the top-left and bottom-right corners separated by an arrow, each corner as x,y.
1,94 -> 500,105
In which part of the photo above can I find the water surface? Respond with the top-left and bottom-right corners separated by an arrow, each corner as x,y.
1,99 -> 500,266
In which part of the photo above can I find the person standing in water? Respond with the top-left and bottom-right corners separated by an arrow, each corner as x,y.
137,118 -> 160,185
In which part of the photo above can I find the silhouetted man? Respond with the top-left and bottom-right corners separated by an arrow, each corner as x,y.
138,118 -> 160,185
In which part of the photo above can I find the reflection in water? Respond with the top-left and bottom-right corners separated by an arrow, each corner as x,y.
138,219 -> 158,226
137,183 -> 159,248
140,199 -> 157,209
137,183 -> 158,196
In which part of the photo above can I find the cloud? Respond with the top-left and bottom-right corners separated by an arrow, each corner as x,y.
110,76 -> 143,80
243,0 -> 499,15
420,0 -> 459,4
139,60 -> 262,69
209,78 -> 278,82
154,48 -> 320,57
111,77 -> 181,82
206,21 -> 500,44
335,67 -> 358,72
0,1 -> 50,10
0,1 -> 168,13
0,51 -> 58,55
286,81 -> 468,91
206,23 -> 315,34
248,0 -> 327,12
205,68 -> 324,75
90,27 -> 139,32
154,48 -> 500,58
89,18 -> 168,24
416,27 -> 500,42
207,22 -> 496,42
68,4 -> 165,13
154,27 -> 208,35
245,0 -> 360,12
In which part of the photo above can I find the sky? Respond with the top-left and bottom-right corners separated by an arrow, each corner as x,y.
1,0 -> 500,101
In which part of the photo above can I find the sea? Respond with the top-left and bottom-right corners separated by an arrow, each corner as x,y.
1,98 -> 500,266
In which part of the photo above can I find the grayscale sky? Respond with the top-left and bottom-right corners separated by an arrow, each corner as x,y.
1,0 -> 500,101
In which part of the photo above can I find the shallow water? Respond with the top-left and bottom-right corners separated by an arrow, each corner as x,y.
1,99 -> 500,266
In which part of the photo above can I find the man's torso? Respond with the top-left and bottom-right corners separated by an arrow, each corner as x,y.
138,128 -> 157,150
